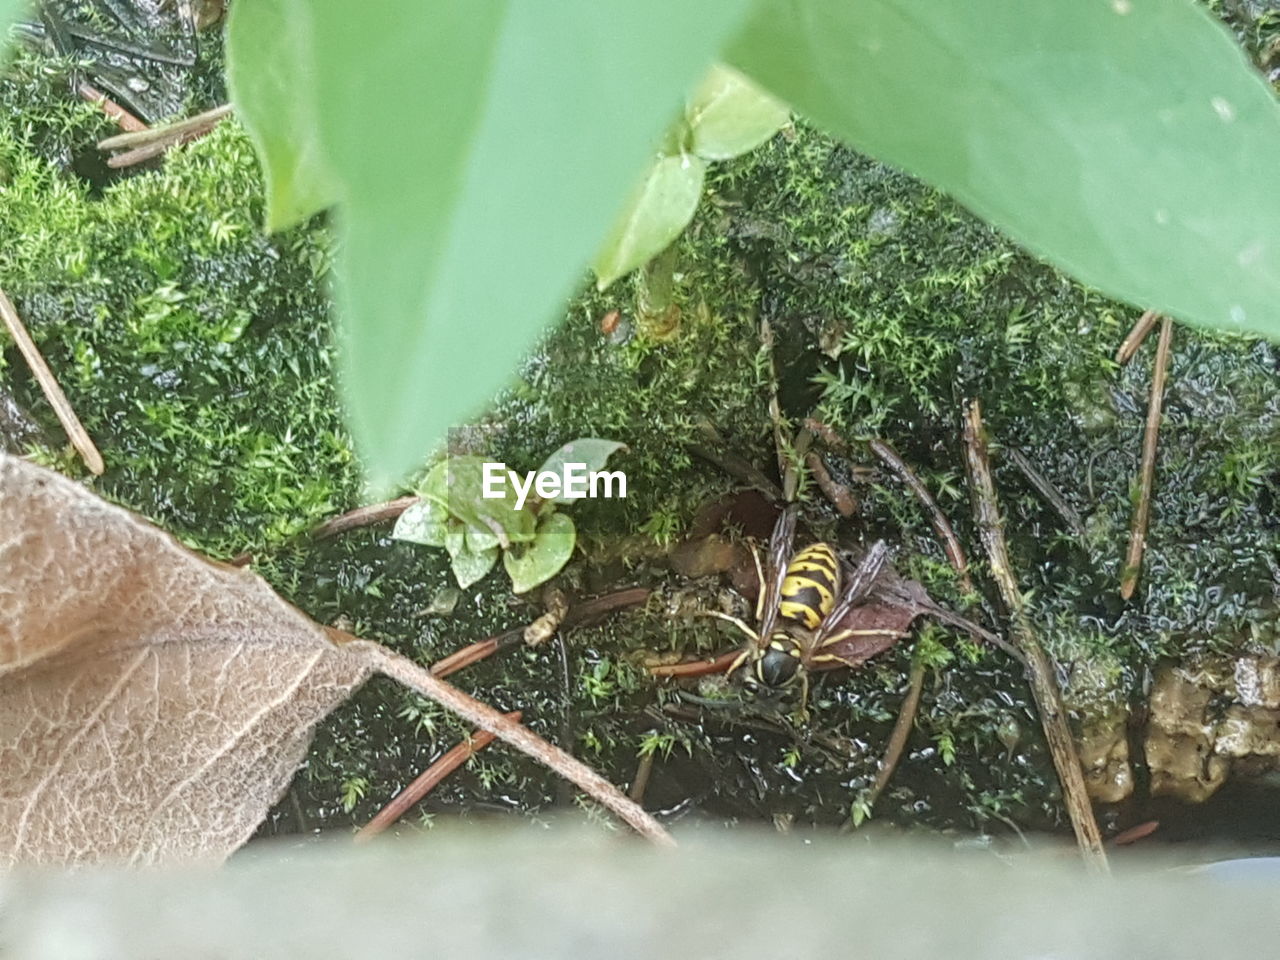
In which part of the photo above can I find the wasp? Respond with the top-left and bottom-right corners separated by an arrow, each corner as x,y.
710,505 -> 904,716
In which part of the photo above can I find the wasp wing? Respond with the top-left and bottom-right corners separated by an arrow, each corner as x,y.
756,503 -> 797,644
813,539 -> 889,647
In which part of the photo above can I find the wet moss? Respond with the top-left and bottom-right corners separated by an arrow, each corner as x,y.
3,32 -> 1276,845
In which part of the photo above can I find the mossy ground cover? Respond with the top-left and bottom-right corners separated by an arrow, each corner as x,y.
2,39 -> 1276,842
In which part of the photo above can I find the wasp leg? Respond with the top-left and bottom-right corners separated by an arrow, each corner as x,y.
697,610 -> 761,645
816,628 -> 907,649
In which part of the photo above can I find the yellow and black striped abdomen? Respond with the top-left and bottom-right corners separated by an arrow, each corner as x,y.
778,543 -> 841,630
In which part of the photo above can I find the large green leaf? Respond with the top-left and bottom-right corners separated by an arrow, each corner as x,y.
225,0 -> 340,232
728,0 -> 1280,340
250,0 -> 753,487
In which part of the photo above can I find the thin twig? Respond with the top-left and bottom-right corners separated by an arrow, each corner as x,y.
805,451 -> 856,517
628,751 -> 655,804
865,653 -> 926,812
354,711 -> 520,842
1120,317 -> 1174,601
760,318 -> 791,494
566,587 -> 652,626
689,420 -> 783,500
868,438 -> 973,593
430,634 -> 516,679
100,103 -> 232,168
430,587 -> 652,679
311,495 -> 419,540
802,418 -> 878,481
1111,819 -> 1159,846
648,650 -> 741,679
0,289 -> 104,475
1114,310 -> 1160,365
98,102 -> 231,150
343,636 -> 675,846
1005,447 -> 1087,539
962,398 -> 1108,873
76,81 -> 147,132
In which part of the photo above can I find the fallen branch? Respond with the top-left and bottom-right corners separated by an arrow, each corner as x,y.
76,81 -> 147,132
864,653 -> 926,813
868,438 -> 973,593
354,712 -> 520,842
338,634 -> 675,847
962,398 -> 1108,873
1114,309 -> 1160,365
0,289 -> 104,475
1120,316 -> 1174,601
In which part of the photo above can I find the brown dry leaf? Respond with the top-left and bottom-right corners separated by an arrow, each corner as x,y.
0,455 -> 372,866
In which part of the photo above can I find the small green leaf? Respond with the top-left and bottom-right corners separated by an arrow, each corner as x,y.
445,524 -> 498,590
686,64 -> 790,161
504,513 -> 576,594
729,0 -> 1280,340
429,456 -> 536,545
593,152 -> 707,290
390,499 -> 449,548
537,438 -> 628,504
225,0 -> 340,231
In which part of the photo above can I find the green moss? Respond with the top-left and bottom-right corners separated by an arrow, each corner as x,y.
4,36 -> 1276,843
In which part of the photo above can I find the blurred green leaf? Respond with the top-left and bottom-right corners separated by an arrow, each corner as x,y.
269,0 -> 754,487
686,64 -> 790,161
504,512 -> 576,593
444,523 -> 498,589
593,152 -> 707,290
537,438 -> 628,503
390,498 -> 449,547
729,0 -> 1280,340
225,0 -> 339,232
0,3 -> 22,54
